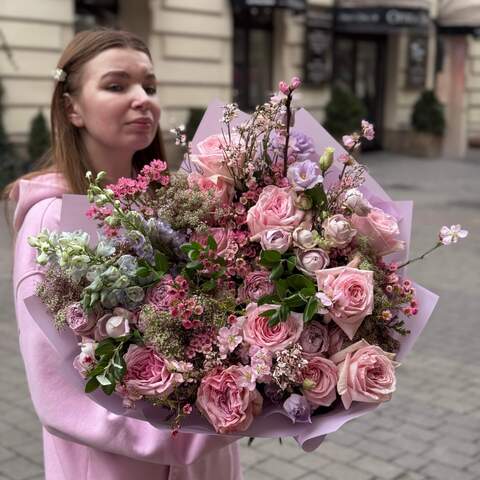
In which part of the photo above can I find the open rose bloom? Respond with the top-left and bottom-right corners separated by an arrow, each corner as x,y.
26,90 -> 442,453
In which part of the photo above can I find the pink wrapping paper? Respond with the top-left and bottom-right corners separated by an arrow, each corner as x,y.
24,101 -> 439,451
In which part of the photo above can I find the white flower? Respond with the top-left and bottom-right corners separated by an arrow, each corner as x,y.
439,225 -> 468,245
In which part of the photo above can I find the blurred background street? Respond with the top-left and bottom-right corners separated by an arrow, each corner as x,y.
1,150 -> 479,480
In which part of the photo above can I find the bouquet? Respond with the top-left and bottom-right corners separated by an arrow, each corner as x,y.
26,77 -> 467,448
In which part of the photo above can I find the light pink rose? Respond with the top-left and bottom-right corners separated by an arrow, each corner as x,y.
66,302 -> 97,336
301,356 -> 338,407
191,228 -> 231,258
331,340 -> 400,409
247,185 -> 308,241
327,325 -> 347,356
123,345 -> 178,398
316,267 -> 374,340
322,214 -> 356,248
351,207 -> 405,257
242,303 -> 303,352
187,172 -> 234,205
196,365 -> 263,433
296,248 -> 330,278
238,270 -> 275,303
260,229 -> 292,254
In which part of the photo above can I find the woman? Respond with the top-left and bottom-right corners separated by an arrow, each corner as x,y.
4,29 -> 242,480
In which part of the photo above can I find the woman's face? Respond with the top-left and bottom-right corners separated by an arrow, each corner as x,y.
67,47 -> 160,154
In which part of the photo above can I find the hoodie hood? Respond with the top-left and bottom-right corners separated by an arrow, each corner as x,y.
9,173 -> 69,233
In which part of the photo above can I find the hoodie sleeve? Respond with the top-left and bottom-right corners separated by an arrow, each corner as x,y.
13,197 -> 238,466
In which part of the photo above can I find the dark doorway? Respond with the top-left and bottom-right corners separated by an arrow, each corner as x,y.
233,6 -> 274,111
333,34 -> 386,149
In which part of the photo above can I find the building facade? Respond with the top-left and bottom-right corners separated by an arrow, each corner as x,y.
0,0 -> 479,159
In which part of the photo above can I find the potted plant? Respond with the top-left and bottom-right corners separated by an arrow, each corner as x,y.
409,90 -> 445,157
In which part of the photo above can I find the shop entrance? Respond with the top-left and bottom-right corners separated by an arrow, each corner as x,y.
333,34 -> 386,149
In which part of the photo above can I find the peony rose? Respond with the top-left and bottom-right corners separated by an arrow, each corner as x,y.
145,275 -> 176,311
296,248 -> 330,278
242,303 -> 303,352
187,172 -> 234,205
316,266 -> 374,340
123,345 -> 178,399
343,189 -> 371,217
196,365 -> 263,433
301,356 -> 338,407
247,185 -> 309,241
327,325 -> 347,356
292,228 -> 317,249
66,302 -> 97,336
351,207 -> 405,257
299,320 -> 330,355
260,229 -> 292,254
191,228 -> 231,258
331,340 -> 400,409
94,307 -> 134,340
238,270 -> 275,303
322,214 -> 357,248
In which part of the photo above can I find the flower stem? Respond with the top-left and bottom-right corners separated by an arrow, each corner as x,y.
397,242 -> 442,269
283,94 -> 293,177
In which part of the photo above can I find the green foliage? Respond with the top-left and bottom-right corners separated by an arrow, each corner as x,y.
411,90 -> 445,136
27,110 -> 50,162
324,86 -> 367,138
185,108 -> 206,141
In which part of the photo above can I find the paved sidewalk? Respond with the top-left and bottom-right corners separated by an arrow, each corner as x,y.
1,151 -> 479,479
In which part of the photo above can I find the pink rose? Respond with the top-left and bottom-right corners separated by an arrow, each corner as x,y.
327,325 -> 347,356
122,345 -> 178,399
316,267 -> 374,340
247,185 -> 308,241
238,270 -> 275,303
73,340 -> 97,377
196,365 -> 263,433
144,275 -> 179,314
94,307 -> 133,340
301,356 -> 338,407
331,340 -> 399,409
260,229 -> 292,254
187,172 -> 234,205
351,207 -> 405,257
242,303 -> 303,352
322,214 -> 357,248
66,302 -> 96,336
191,228 -> 232,258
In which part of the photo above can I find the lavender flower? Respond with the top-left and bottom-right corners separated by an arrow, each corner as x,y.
287,160 -> 323,192
283,394 -> 312,423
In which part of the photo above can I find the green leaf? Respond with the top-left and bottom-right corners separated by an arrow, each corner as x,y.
303,296 -> 319,323
260,250 -> 282,267
279,304 -> 290,322
136,266 -> 150,278
300,285 -> 316,297
89,292 -> 99,307
186,260 -> 203,270
207,235 -> 217,251
275,279 -> 288,299
85,376 -> 99,393
201,278 -> 216,292
283,293 -> 305,308
154,252 -> 169,272
257,294 -> 281,306
190,241 -> 202,250
269,262 -> 284,281
180,243 -> 194,254
286,256 -> 296,273
95,341 -> 115,357
306,184 -> 328,210
188,249 -> 200,261
101,382 -> 116,395
287,274 -> 315,291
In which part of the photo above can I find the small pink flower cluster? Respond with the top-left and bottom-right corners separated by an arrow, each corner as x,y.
186,328 -> 216,359
139,159 -> 170,186
278,76 -> 301,95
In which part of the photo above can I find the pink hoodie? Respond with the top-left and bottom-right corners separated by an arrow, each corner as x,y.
10,173 -> 242,480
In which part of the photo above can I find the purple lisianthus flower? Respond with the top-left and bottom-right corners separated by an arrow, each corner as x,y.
283,393 -> 312,423
288,131 -> 316,160
287,160 -> 323,192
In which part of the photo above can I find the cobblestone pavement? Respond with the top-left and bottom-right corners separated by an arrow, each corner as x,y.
1,151 -> 479,480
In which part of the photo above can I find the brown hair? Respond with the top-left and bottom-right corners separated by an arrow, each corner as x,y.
2,28 -> 167,202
